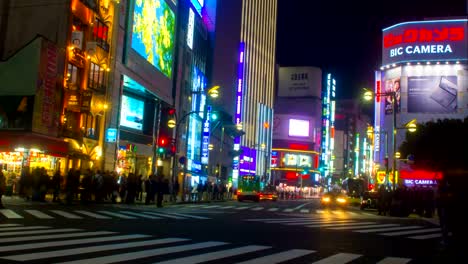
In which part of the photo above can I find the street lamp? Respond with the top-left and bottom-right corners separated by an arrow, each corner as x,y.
363,88 -> 417,191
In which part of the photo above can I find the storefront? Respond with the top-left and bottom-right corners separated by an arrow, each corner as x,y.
116,142 -> 152,177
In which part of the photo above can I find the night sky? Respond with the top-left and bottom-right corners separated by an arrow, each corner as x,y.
276,0 -> 467,99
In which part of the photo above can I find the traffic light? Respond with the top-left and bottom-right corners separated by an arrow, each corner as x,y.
158,136 -> 168,155
211,112 -> 218,120
168,108 -> 176,115
158,147 -> 165,154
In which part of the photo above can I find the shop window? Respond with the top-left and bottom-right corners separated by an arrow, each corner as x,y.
66,63 -> 81,90
88,62 -> 106,92
92,19 -> 109,52
62,111 -> 83,140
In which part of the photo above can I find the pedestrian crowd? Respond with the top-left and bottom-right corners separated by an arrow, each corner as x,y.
188,181 -> 234,202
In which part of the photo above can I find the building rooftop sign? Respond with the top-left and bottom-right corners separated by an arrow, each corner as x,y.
382,19 -> 468,66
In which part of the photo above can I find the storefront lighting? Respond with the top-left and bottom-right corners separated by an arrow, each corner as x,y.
87,55 -> 91,59
380,66 -> 384,70
157,159 -> 163,166
417,62 -> 421,65
436,62 -> 440,65
426,61 -> 430,65
68,46 -> 74,50
106,68 -> 110,72
14,148 -> 25,152
446,61 -> 450,64
456,61 -> 460,64
386,65 -> 390,69
30,148 -> 42,153
392,64 -> 396,67
406,62 -> 411,66
103,104 -> 108,110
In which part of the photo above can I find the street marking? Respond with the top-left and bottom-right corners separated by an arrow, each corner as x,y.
235,207 -> 251,210
143,211 -> 188,219
118,211 -> 161,219
74,210 -> 111,219
267,208 -> 279,212
312,252 -> 362,264
377,257 -> 412,264
165,212 -> 211,220
356,226 -> 423,233
204,205 -> 221,208
347,211 -> 358,216
285,220 -> 355,226
0,234 -> 150,253
300,209 -> 310,213
246,218 -> 310,222
316,210 -> 325,214
98,211 -> 137,219
220,206 -> 235,209
0,231 -> 115,243
24,210 -> 54,219
307,222 -> 375,228
293,202 -> 314,210
408,233 -> 443,240
236,249 -> 316,264
251,207 -> 264,211
381,228 -> 441,236
4,238 -> 190,261
0,228 -> 81,237
50,210 -> 83,219
0,226 -> 50,232
0,224 -> 21,227
283,208 -> 295,212
329,224 -> 399,230
262,218 -> 321,224
0,209 -> 23,218
55,241 -> 228,264
155,245 -> 271,264
332,210 -> 344,215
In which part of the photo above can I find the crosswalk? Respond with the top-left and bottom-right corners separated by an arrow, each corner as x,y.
246,217 -> 442,240
0,209 -> 210,221
172,204 -> 373,216
0,223 -> 412,263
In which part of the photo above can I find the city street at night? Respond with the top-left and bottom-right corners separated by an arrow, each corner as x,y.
0,198 -> 447,263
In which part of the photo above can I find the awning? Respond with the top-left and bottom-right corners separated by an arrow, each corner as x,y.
0,131 -> 70,157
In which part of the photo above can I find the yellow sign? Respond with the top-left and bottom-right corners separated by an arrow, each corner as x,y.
376,171 -> 386,184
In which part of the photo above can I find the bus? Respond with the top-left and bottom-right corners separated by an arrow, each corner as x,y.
237,175 -> 278,202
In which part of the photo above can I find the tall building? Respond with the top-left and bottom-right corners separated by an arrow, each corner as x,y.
212,0 -> 277,187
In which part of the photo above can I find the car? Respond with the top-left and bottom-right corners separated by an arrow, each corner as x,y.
360,191 -> 380,210
237,190 -> 278,202
320,191 -> 348,207
259,190 -> 278,201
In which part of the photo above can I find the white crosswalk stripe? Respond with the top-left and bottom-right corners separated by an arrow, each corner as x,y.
0,226 -> 412,263
408,233 -> 442,240
97,211 -> 138,219
0,226 -> 50,232
381,228 -> 441,236
251,207 -> 264,211
235,206 -> 251,210
0,228 -> 81,237
300,209 -> 310,213
165,212 -> 211,219
220,206 -> 235,209
143,211 -> 188,219
329,224 -> 400,230
306,222 -> 376,228
284,220 -> 355,226
268,208 -> 279,211
74,210 -> 112,219
24,209 -> 54,219
356,226 -> 424,233
0,209 -> 23,218
283,208 -> 295,212
50,210 -> 83,219
0,224 -> 21,227
118,211 -> 162,219
236,249 -> 315,264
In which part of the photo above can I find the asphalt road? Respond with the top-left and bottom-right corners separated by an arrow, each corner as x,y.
0,197 -> 452,263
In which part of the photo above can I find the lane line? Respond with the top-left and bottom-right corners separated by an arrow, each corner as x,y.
55,241 -> 228,264
220,206 -> 235,209
236,249 -> 315,264
381,228 -> 441,236
300,209 -> 310,213
284,220 -> 355,226
0,224 -> 21,227
0,209 -> 23,218
155,245 -> 271,264
283,208 -> 295,212
50,210 -> 83,219
0,226 -> 50,232
306,222 -> 375,228
97,211 -> 137,219
0,228 -> 81,237
377,257 -> 412,264
245,218 -> 310,222
329,224 -> 399,230
293,202 -> 314,210
251,207 -> 264,211
165,213 -> 211,220
356,226 -> 423,233
143,211 -> 187,219
408,233 -> 443,240
235,207 -> 251,210
74,210 -> 111,219
0,234 -> 150,253
0,231 -> 116,243
24,210 -> 54,219
312,253 -> 362,264
316,210 -> 325,214
204,205 -> 221,209
118,211 -> 162,219
267,208 -> 279,212
4,238 -> 189,261
262,218 -> 322,224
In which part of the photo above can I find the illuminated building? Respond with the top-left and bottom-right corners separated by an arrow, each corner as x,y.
211,0 -> 277,187
374,18 -> 468,186
0,0 -> 118,176
271,67 -> 322,189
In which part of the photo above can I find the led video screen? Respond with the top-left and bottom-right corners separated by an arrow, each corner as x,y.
131,0 -> 175,78
289,119 -> 310,137
120,95 -> 144,130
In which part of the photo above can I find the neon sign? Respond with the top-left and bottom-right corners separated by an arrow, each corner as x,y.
201,105 -> 211,164
187,8 -> 195,50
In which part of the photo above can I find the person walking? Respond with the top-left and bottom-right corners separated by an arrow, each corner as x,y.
0,171 -> 6,208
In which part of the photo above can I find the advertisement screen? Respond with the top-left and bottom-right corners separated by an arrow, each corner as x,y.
383,77 -> 401,115
120,95 -> 144,130
289,119 -> 310,137
382,19 -> 468,66
408,76 -> 458,113
131,0 -> 175,78
278,67 -> 322,98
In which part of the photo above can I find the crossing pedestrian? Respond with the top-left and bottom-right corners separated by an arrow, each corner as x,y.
0,171 -> 6,208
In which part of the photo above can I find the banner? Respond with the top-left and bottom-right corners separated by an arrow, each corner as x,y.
383,77 -> 401,115
408,76 -> 458,113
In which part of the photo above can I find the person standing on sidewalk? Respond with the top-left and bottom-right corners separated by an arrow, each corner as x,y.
0,171 -> 6,208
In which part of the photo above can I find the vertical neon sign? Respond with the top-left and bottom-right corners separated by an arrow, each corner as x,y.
233,42 -> 245,186
201,105 -> 211,164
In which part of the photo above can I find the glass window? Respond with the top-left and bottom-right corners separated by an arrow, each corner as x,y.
66,63 -> 80,90
88,62 -> 106,91
93,19 -> 109,51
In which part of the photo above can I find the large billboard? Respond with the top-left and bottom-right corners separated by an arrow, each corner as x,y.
278,67 -> 322,98
408,75 -> 458,113
131,0 -> 175,78
382,19 -> 468,66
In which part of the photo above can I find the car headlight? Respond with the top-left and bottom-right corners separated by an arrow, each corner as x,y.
322,197 -> 330,203
336,197 -> 347,203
